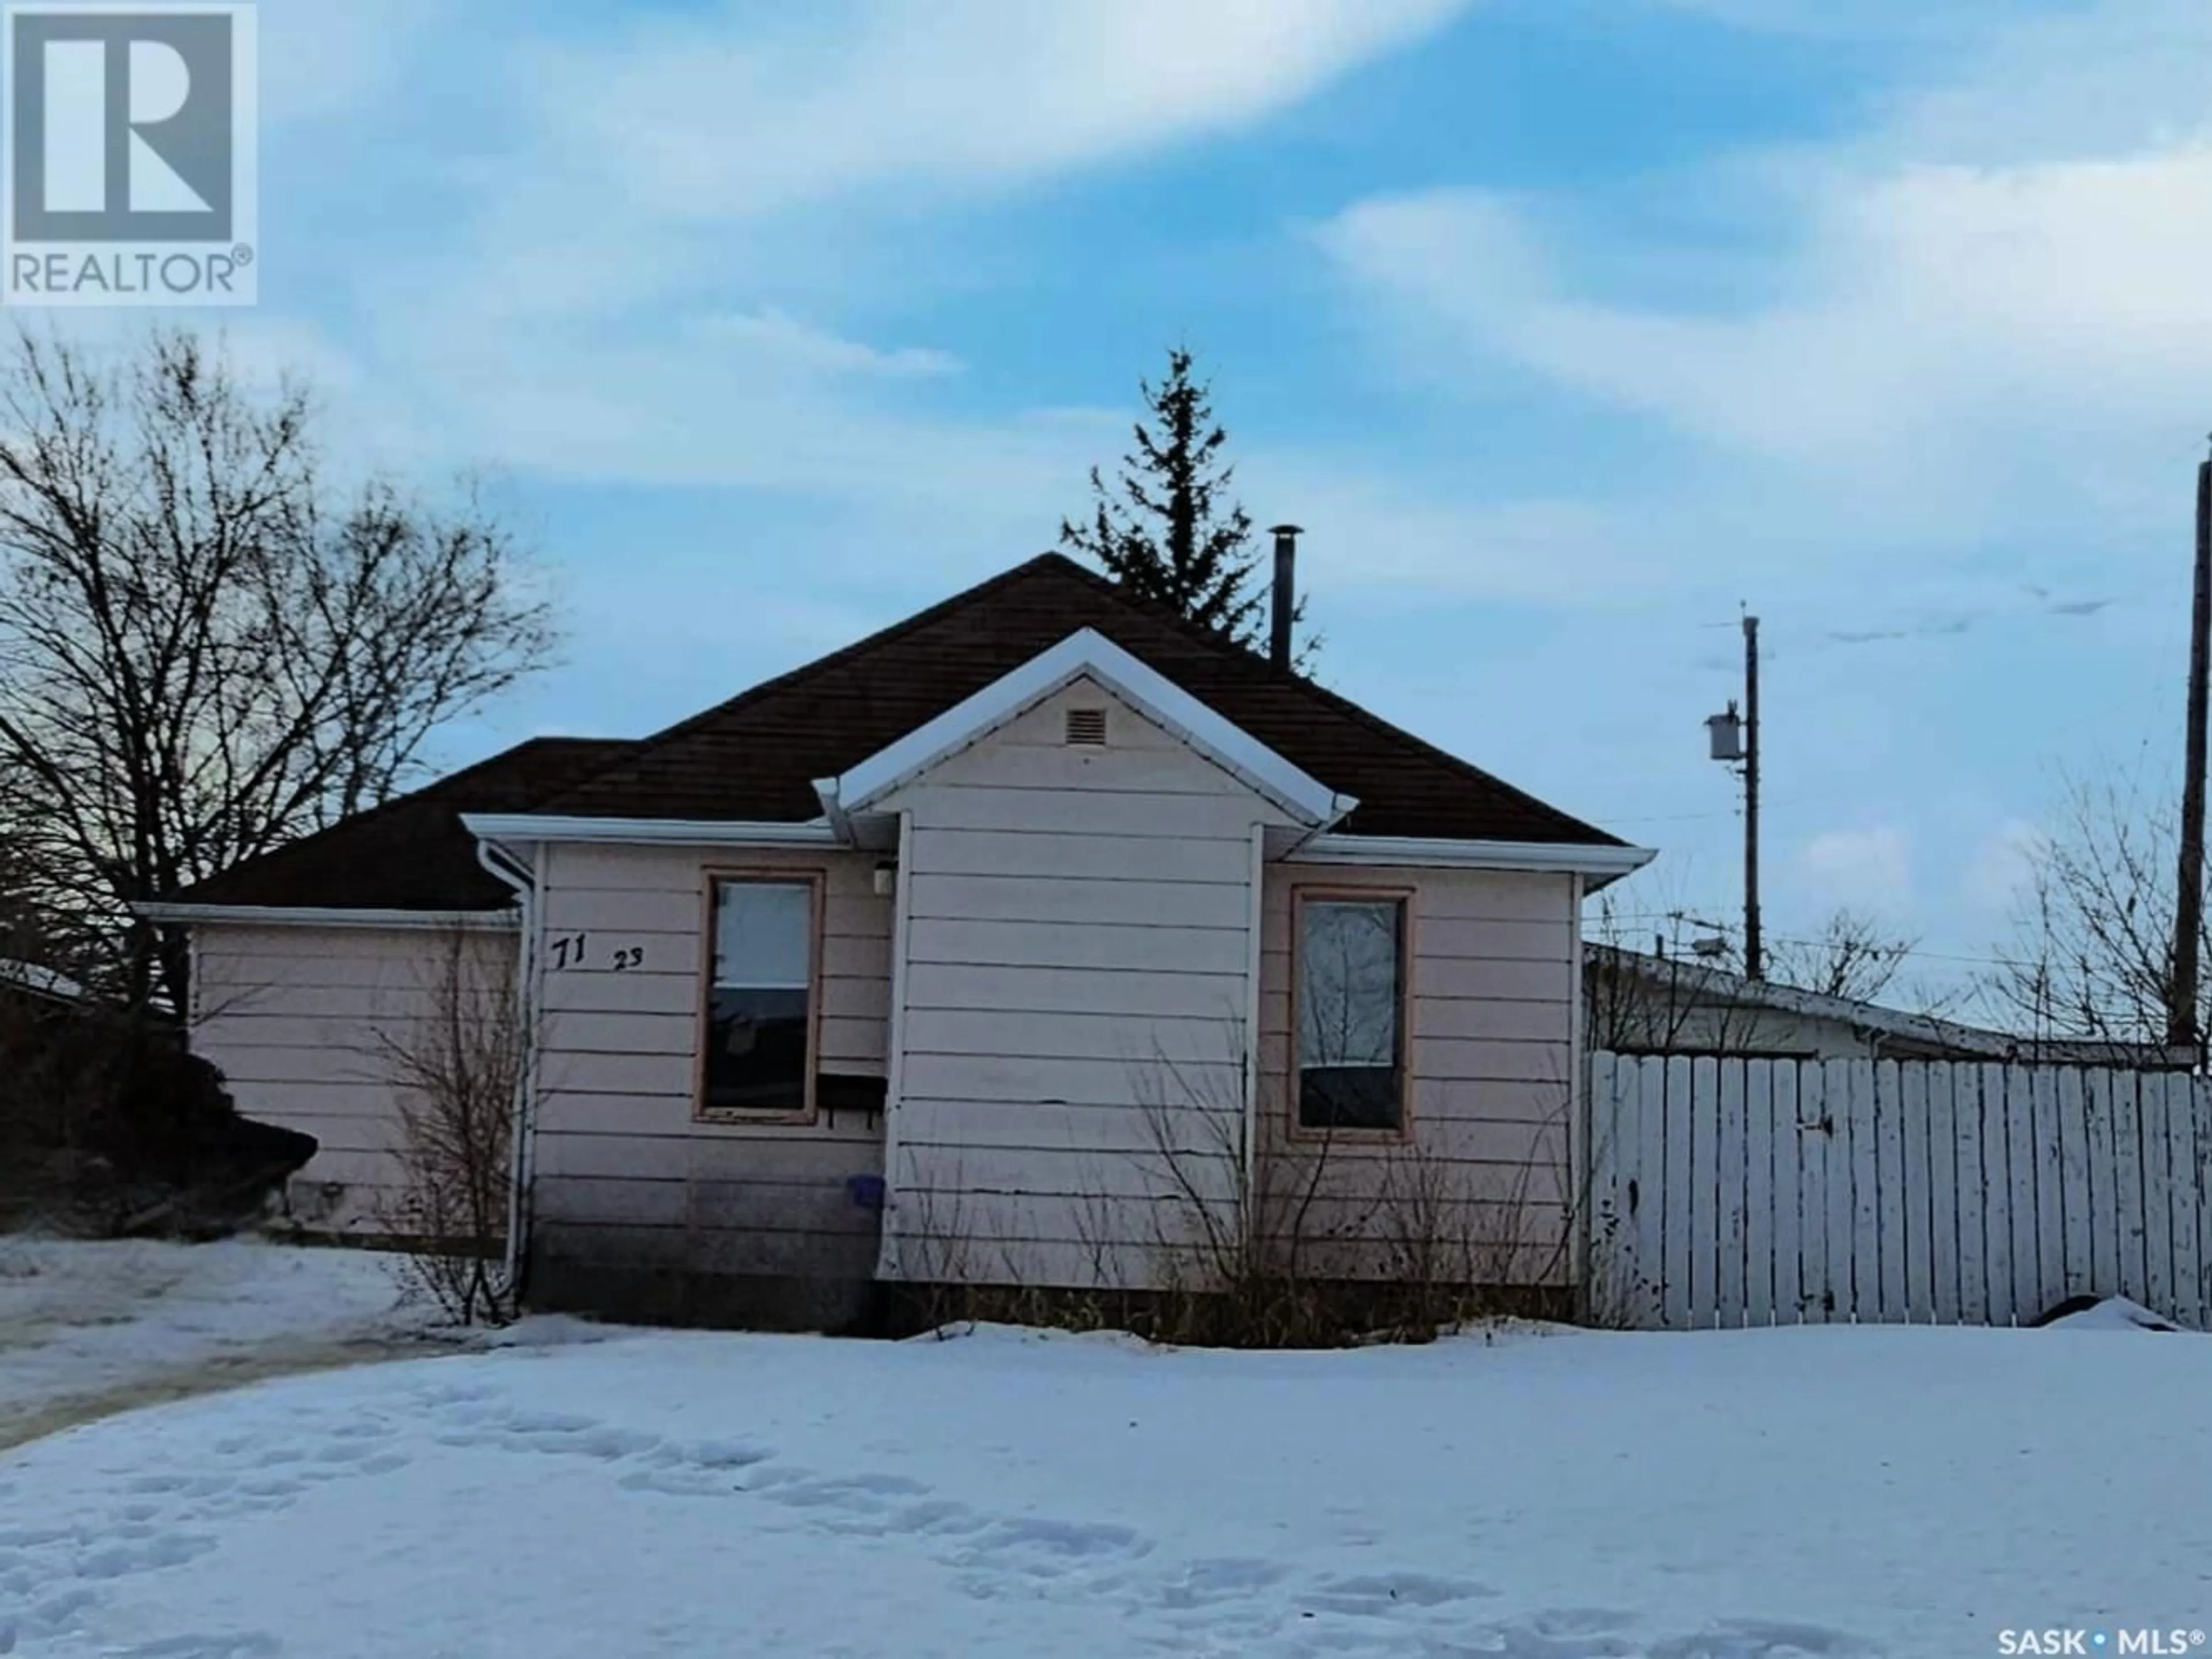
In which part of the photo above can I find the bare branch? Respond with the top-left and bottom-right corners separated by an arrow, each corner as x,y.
1767,908 -> 1916,1003
1979,771 -> 2206,1055
364,927 -> 522,1325
0,326 -> 556,1009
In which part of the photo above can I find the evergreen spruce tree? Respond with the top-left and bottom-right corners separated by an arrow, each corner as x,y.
1062,347 -> 1308,660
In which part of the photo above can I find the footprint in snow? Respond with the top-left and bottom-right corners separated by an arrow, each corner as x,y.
72,1530 -> 218,1581
1157,1556 -> 1290,1609
950,1516 -> 1154,1580
616,1437 -> 777,1497
1646,1618 -> 1882,1659
1297,1569 -> 1499,1616
757,1472 -> 934,1512
1456,1608 -> 1641,1659
108,1632 -> 281,1659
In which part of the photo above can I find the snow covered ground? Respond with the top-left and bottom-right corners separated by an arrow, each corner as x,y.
5,1309 -> 2209,1659
0,1237 -> 437,1450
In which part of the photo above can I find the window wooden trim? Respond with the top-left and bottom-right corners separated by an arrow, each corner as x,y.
694,867 -> 827,1126
1287,883 -> 1416,1145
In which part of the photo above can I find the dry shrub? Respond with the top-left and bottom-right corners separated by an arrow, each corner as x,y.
882,1152 -> 1135,1338
1130,1044 -> 1349,1347
879,1028 -> 1590,1349
370,928 -> 521,1324
1127,1041 -> 1576,1347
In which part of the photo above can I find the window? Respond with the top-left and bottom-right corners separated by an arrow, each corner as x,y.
1296,893 -> 1407,1132
702,876 -> 817,1118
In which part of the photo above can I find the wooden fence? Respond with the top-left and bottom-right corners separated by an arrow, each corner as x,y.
1584,1052 -> 2212,1330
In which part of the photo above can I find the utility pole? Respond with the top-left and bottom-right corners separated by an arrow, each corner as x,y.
2170,442 -> 2212,1051
1704,613 -> 1764,981
1743,613 -> 1763,982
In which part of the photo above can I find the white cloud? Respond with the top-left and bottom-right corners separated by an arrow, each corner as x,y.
1963,818 -> 2050,916
1226,460 -> 1652,601
541,0 -> 1468,221
440,0 -> 1467,331
1873,1 -> 2212,168
375,325 -> 1102,506
260,0 -> 446,127
219,316 -> 369,398
305,0 -> 1472,532
1312,0 -> 2212,595
1645,1 -> 2039,45
1799,824 -> 1915,912
691,310 -> 960,378
1317,143 -> 2212,475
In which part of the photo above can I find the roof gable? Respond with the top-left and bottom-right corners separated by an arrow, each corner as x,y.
538,554 -> 1622,847
827,628 -> 1349,826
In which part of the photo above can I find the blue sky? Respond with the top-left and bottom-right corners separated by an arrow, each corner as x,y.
144,0 -> 2212,988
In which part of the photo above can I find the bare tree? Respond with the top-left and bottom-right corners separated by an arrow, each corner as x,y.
1982,772 -> 2203,1052
1585,893 -> 1768,1055
0,327 -> 555,1010
0,824 -> 115,1174
1766,908 -> 1916,1003
0,827 -> 52,975
1586,892 -> 1937,1055
0,836 -> 76,1165
369,927 -> 523,1325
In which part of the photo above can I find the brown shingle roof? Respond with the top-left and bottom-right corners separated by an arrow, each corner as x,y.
166,737 -> 631,911
541,554 -> 1619,846
171,554 -> 1620,914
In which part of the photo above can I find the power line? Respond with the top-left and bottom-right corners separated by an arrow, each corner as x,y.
1599,805 -> 1747,826
1596,907 -> 2049,973
1764,938 -> 2024,972
1597,789 -> 1838,827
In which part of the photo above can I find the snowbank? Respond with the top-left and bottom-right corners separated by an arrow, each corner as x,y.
5,1316 -> 2209,1657
0,1237 -> 437,1448
2040,1295 -> 2183,1332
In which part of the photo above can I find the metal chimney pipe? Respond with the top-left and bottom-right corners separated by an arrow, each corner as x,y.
1268,524 -> 1302,670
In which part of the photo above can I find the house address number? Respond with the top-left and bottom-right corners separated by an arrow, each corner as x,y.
547,933 -> 646,972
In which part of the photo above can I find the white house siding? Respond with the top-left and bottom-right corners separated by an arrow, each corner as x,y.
877,678 -> 1299,1291
190,922 -> 516,1233
1257,865 -> 1580,1286
525,841 -> 892,1327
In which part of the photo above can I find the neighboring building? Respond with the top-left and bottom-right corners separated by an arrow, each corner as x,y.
146,554 -> 1653,1328
1585,944 -> 2192,1067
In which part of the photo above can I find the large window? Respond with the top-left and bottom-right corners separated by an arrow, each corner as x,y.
1296,893 -> 1408,1132
702,876 -> 818,1118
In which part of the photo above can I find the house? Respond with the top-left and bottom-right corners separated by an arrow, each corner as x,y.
143,553 -> 1654,1328
1585,943 -> 2192,1067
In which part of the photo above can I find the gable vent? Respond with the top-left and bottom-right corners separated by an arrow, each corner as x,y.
1065,707 -> 1108,747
